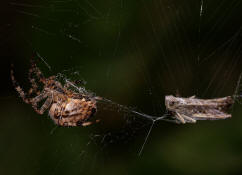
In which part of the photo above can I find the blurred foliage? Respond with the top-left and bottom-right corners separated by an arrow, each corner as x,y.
1,0 -> 242,175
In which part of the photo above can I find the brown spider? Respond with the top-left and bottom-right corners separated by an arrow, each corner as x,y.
11,59 -> 99,127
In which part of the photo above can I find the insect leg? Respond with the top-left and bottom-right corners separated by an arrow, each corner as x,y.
181,114 -> 196,123
175,112 -> 186,124
189,95 -> 196,99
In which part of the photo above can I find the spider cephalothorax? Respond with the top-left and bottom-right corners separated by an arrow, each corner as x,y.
11,59 -> 99,127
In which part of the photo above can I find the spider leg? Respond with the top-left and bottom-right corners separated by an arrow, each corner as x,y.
28,62 -> 41,96
29,59 -> 64,95
32,92 -> 48,103
31,92 -> 49,113
64,81 -> 71,89
64,80 -> 78,90
38,96 -> 53,114
11,64 -> 32,104
63,80 -> 87,95
64,79 -> 86,88
45,75 -> 66,94
30,58 -> 46,84
54,80 -> 65,93
31,92 -> 53,114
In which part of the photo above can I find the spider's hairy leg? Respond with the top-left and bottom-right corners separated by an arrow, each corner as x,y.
28,61 -> 41,96
53,78 -> 64,91
31,92 -> 52,114
30,58 -> 46,84
31,92 -> 48,113
32,92 -> 48,103
10,64 -> 31,104
39,96 -> 53,114
46,76 -> 67,94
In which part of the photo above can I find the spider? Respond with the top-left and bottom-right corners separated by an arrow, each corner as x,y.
10,59 -> 99,127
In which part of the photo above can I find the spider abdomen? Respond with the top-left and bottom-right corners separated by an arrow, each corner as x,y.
49,98 -> 97,127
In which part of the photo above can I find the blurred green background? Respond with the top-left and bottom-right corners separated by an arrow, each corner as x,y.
1,0 -> 242,174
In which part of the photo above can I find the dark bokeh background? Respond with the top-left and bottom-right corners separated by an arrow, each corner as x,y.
1,0 -> 242,174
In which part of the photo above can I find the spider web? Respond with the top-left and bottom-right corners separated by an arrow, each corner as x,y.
2,0 -> 242,174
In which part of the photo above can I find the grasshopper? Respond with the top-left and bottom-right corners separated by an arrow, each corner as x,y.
165,95 -> 234,124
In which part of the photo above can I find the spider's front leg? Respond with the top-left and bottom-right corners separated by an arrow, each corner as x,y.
63,79 -> 88,94
27,58 -> 49,97
30,58 -> 46,84
28,63 -> 41,96
64,79 -> 86,88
